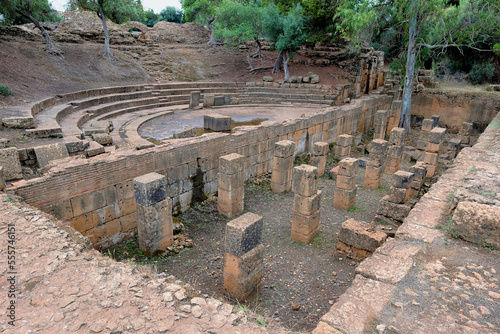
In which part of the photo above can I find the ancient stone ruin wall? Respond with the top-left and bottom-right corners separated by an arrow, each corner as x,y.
8,95 -> 391,248
411,91 -> 500,131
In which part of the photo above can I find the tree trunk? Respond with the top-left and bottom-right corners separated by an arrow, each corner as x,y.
283,52 -> 290,82
250,39 -> 263,58
99,4 -> 113,59
21,11 -> 64,57
272,50 -> 284,74
207,18 -> 216,46
399,0 -> 418,134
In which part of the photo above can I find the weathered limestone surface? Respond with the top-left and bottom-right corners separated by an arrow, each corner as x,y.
189,91 -> 201,109
334,134 -> 352,160
374,110 -> 388,140
363,139 -> 388,189
271,140 -> 295,193
309,142 -> 329,176
92,133 -> 113,146
0,147 -> 23,180
333,158 -> 358,210
337,219 -> 387,260
204,114 -> 231,132
64,137 -> 89,154
85,141 -> 105,157
291,164 -> 320,243
133,172 -> 173,256
173,126 -> 197,139
0,166 -> 5,191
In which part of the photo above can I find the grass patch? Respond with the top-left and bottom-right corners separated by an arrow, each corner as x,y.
0,85 -> 13,96
348,205 -> 363,212
377,185 -> 389,191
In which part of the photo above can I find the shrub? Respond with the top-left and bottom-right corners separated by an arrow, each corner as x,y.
469,60 -> 495,84
0,85 -> 13,96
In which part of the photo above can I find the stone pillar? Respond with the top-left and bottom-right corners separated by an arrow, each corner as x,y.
408,162 -> 427,198
448,138 -> 462,159
218,153 -> 245,218
385,127 -> 405,174
431,115 -> 440,128
333,158 -> 358,210
204,94 -> 215,107
291,165 -> 321,244
0,166 -> 6,191
386,100 -> 402,136
309,142 -> 329,177
334,134 -> 353,160
189,91 -> 200,109
374,110 -> 388,140
387,171 -> 414,204
271,140 -> 295,193
459,122 -> 473,145
0,147 -> 23,181
133,172 -> 173,257
223,212 -> 264,299
417,119 -> 434,152
363,139 -> 388,189
424,127 -> 446,177
204,114 -> 231,132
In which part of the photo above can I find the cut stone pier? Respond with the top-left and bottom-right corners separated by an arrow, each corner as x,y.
223,212 -> 264,299
133,172 -> 173,257
0,147 -> 23,181
334,134 -> 353,160
408,162 -> 427,198
333,158 -> 358,210
218,153 -> 245,218
271,140 -> 295,193
189,91 -> 200,109
204,114 -> 231,132
459,122 -> 473,145
336,219 -> 387,260
204,94 -> 215,107
424,127 -> 446,177
173,126 -> 197,139
309,142 -> 329,177
291,165 -> 321,243
385,127 -> 405,174
363,139 -> 388,189
374,110 -> 388,140
447,138 -> 462,159
417,119 -> 434,152
387,171 -> 414,204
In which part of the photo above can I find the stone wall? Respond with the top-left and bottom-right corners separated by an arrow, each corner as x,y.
411,91 -> 499,131
8,95 -> 391,248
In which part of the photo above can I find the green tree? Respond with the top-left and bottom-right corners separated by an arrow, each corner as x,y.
264,3 -> 307,80
181,0 -> 220,44
0,0 -> 64,56
159,6 -> 183,23
336,0 -> 500,132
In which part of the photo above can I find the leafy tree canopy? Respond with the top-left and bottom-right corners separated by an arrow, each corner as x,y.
0,0 -> 60,25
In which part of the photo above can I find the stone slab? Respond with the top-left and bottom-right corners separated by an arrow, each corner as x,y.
173,126 -> 197,139
0,147 -> 23,181
293,191 -> 321,216
91,133 -> 113,146
85,141 -> 105,157
377,196 -> 413,222
34,143 -> 70,169
0,166 -> 5,190
388,127 -> 405,146
219,153 -> 244,175
64,137 -> 89,154
392,171 -> 414,189
338,219 -> 387,252
274,140 -> 295,158
224,244 -> 264,280
312,142 -> 329,156
292,164 -> 318,197
429,127 -> 446,144
136,198 -> 173,256
338,158 -> 358,176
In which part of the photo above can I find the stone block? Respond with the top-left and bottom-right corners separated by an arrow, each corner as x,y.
189,91 -> 200,109
85,141 -> 105,157
0,148 -> 23,181
137,198 -> 174,257
337,134 -> 353,147
204,114 -> 231,132
173,126 -> 197,139
223,265 -> 262,299
448,138 -> 462,150
416,140 -> 428,151
224,212 -> 263,256
460,122 -> 473,136
64,137 -> 89,153
426,164 -> 437,177
219,153 -> 244,175
431,115 -> 440,127
333,188 -> 357,210
0,138 -> 9,148
292,165 -> 318,197
271,160 -> 293,193
217,196 -> 244,218
392,171 -> 414,189
33,143 -> 69,169
291,225 -> 319,244
224,94 -> 231,105
334,145 -> 351,159
309,155 -> 327,177
224,244 -> 264,280
218,171 -> 244,192
387,146 -> 403,160
428,127 -> 446,144
336,174 -> 356,190
388,127 -> 405,146
376,196 -> 412,222
363,176 -> 382,189
387,187 -> 410,204
424,152 -> 438,165
421,119 -> 433,132
365,165 -> 384,179
91,133 -> 113,146
426,142 -> 441,153
204,94 -> 215,107
368,139 -> 388,156
338,158 -> 358,177
274,140 -> 295,158
2,116 -> 35,129
452,201 -> 499,249
133,172 -> 168,207
214,96 -> 225,106
291,210 -> 320,233
0,166 -> 5,191
84,121 -> 113,135
312,142 -> 329,156
293,191 -> 321,215
338,219 -> 387,252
